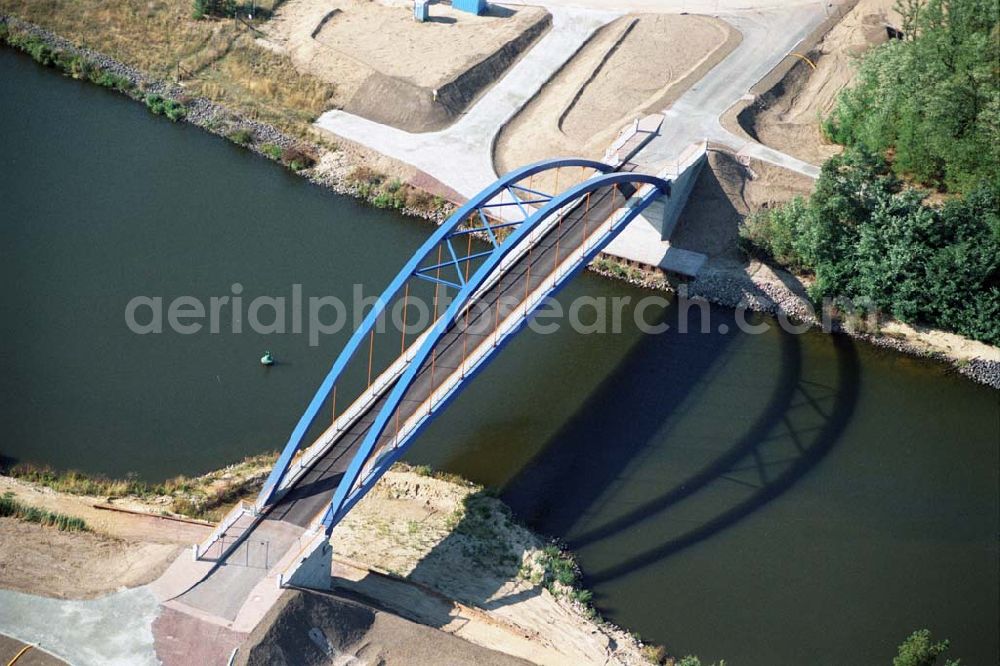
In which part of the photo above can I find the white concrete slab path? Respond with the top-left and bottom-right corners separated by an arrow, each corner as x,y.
314,6 -> 621,199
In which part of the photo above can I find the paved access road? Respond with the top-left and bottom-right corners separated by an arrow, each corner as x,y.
315,0 -> 838,202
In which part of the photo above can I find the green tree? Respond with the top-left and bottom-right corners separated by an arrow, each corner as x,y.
893,629 -> 961,666
894,0 -> 925,37
825,0 -> 999,194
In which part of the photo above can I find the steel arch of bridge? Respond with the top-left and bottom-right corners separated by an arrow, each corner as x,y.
257,158 -> 670,535
258,158 -> 612,505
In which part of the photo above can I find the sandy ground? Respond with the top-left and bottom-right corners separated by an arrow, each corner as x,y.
495,13 -> 738,174
262,0 -> 549,131
328,467 -> 653,665
0,478 -> 215,544
733,0 -> 899,165
0,475 -> 207,599
0,517 -> 179,600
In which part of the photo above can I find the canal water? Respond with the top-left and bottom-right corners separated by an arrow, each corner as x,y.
2,49 -> 997,665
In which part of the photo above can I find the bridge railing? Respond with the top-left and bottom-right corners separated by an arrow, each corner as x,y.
352,195 -> 608,484
194,499 -> 259,561
358,183 -> 656,489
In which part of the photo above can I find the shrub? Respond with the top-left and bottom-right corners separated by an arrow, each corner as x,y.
371,190 -> 403,210
163,99 -> 187,122
404,187 -> 436,212
0,493 -> 88,532
893,629 -> 959,666
193,0 -> 237,19
738,197 -> 811,271
145,94 -> 187,122
745,148 -> 1000,344
640,644 -> 668,664
90,69 -> 132,91
25,39 -> 54,66
536,544 -> 580,591
144,93 -> 165,113
5,29 -> 49,65
228,128 -> 254,146
261,143 -> 283,160
280,146 -> 316,171
347,165 -> 383,186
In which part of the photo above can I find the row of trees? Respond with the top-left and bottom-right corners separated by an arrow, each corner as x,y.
743,0 -> 999,345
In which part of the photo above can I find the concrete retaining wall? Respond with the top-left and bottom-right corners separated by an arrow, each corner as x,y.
435,12 -> 552,116
656,140 -> 706,240
601,141 -> 708,277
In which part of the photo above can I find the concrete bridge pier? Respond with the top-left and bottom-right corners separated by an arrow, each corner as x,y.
283,539 -> 334,591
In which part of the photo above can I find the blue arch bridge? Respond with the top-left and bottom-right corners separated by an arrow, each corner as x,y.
170,158 -> 669,616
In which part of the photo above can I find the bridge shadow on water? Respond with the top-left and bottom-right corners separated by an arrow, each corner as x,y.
392,298 -> 861,620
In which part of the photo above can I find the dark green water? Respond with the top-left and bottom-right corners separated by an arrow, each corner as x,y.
2,49 -> 997,666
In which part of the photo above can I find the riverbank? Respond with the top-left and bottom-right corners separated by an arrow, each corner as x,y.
602,253 -> 1000,390
0,463 -> 664,665
593,148 -> 1000,390
0,15 -> 453,222
3,14 -> 997,391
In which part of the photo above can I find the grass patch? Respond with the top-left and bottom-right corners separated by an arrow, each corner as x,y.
0,492 -> 88,531
592,257 -> 647,283
2,452 -> 278,521
0,24 -> 134,92
347,166 -> 445,213
0,0 -> 335,134
5,463 -> 189,498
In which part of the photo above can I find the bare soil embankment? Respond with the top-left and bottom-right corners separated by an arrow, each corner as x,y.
495,12 -> 739,177
238,589 -> 532,666
0,454 -> 270,599
262,0 -> 550,132
0,517 -> 178,600
730,0 -> 900,165
325,467 -> 654,665
670,148 -> 815,262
